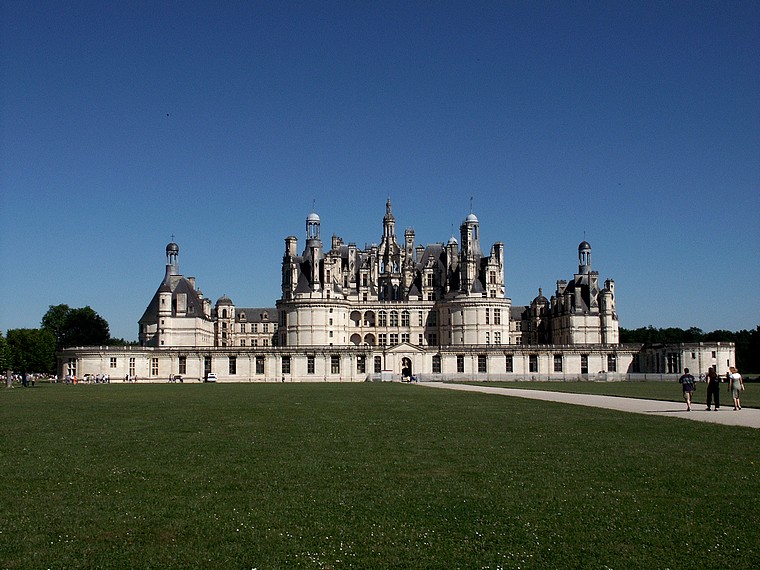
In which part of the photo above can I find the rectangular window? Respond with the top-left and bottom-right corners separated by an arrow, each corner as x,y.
240,323 -> 246,333
505,355 -> 513,373
252,339 -> 258,347
374,355 -> 382,373
390,333 -> 398,345
554,354 -> 563,373
307,355 -> 315,374
478,355 -> 487,373
331,355 -> 340,374
357,355 -> 366,374
229,356 -> 237,375
379,334 -> 387,346
178,356 -> 186,375
110,357 -> 117,368
581,354 -> 589,374
457,355 -> 465,373
428,311 -> 437,326
151,357 -> 159,376
485,332 -> 490,345
427,333 -> 437,346
282,356 -> 291,375
418,334 -> 424,345
240,339 -> 246,347
67,358 -> 77,377
432,354 -> 441,374
529,355 -> 538,373
494,309 -> 501,325
263,323 -> 269,333
494,332 -> 501,344
418,312 -> 423,326
485,308 -> 490,324
129,357 -> 135,377
607,354 -> 617,372
256,356 -> 264,375
401,333 -> 410,344
253,324 -> 258,333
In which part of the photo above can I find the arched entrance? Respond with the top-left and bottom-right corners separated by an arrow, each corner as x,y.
401,357 -> 413,382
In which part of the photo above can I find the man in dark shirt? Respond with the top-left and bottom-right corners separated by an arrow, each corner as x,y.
678,367 -> 696,411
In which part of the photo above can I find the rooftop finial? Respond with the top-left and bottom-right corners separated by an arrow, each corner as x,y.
170,233 -> 175,242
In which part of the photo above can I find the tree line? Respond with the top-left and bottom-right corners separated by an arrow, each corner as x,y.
620,326 -> 760,374
0,304 -> 137,375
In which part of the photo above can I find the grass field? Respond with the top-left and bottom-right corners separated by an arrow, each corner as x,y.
1,382 -> 758,569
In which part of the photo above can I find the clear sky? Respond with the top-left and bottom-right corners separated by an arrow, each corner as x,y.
1,1 -> 758,341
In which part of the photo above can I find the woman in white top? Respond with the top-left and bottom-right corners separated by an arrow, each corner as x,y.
729,366 -> 744,410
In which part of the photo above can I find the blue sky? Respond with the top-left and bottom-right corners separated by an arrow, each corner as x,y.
1,1 -> 758,341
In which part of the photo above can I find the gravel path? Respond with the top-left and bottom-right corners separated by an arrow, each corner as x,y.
417,382 -> 760,429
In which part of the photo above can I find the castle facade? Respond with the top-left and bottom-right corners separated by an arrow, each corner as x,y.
58,201 -> 734,382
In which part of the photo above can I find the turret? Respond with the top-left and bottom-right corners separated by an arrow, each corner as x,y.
459,211 -> 482,293
578,240 -> 592,274
164,241 -> 179,283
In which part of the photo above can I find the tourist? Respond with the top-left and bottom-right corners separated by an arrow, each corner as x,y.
678,367 -> 696,411
705,366 -> 720,411
729,366 -> 744,410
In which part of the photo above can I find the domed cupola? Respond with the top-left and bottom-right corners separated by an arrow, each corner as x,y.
532,287 -> 548,306
306,210 -> 321,242
164,240 -> 180,281
215,294 -> 233,307
578,240 -> 592,274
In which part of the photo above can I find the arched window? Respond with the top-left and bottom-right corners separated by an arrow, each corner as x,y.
401,310 -> 410,327
390,311 -> 399,326
378,311 -> 387,327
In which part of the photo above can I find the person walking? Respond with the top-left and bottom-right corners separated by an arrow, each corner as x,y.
678,367 -> 696,411
729,366 -> 744,410
705,366 -> 720,411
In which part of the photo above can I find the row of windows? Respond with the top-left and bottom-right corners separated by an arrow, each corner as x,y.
148,353 -> 619,376
237,323 -> 275,333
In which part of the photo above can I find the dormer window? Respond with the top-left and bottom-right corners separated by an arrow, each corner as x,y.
239,312 -> 246,321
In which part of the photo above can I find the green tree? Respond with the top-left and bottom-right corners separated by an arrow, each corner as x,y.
42,304 -> 110,348
41,304 -> 72,348
6,328 -> 56,374
0,332 -> 8,371
61,307 -> 110,347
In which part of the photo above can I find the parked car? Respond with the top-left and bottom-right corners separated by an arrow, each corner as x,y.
205,373 -> 217,383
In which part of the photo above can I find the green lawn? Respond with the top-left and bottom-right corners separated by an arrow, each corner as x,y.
462,380 -> 759,408
1,383 -> 758,569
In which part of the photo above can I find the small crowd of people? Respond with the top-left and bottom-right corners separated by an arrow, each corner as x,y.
63,373 -> 111,384
678,366 -> 745,412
